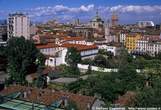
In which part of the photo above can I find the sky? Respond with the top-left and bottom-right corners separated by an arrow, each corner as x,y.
0,0 -> 161,24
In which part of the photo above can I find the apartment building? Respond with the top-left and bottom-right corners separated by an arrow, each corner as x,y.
7,13 -> 30,39
125,33 -> 141,52
135,35 -> 161,56
35,36 -> 98,67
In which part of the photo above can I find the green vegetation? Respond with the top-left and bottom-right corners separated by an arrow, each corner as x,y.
64,47 -> 81,76
65,47 -> 81,68
65,100 -> 78,110
66,48 -> 161,107
82,48 -> 161,70
35,67 -> 47,88
48,83 -> 65,90
0,37 -> 45,84
67,66 -> 145,104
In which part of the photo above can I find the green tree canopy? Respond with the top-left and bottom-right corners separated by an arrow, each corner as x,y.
65,47 -> 81,68
4,37 -> 45,84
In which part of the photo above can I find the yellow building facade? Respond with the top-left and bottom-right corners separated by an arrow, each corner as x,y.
125,34 -> 141,52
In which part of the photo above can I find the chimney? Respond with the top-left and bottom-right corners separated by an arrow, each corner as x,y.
87,103 -> 91,110
23,92 -> 27,98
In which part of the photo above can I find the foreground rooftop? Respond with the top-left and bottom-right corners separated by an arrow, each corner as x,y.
0,85 -> 96,110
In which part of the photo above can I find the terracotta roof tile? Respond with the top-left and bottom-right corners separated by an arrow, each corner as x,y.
61,43 -> 98,51
0,85 -> 96,110
36,43 -> 59,49
114,91 -> 136,106
61,36 -> 84,41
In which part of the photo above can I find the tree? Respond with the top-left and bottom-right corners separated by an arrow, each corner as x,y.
35,67 -> 47,88
65,100 -> 78,110
0,45 -> 7,71
117,48 -> 129,69
86,64 -> 92,74
135,77 -> 161,107
65,47 -> 81,68
4,37 -> 45,84
94,54 -> 107,67
2,33 -> 8,41
65,47 -> 81,75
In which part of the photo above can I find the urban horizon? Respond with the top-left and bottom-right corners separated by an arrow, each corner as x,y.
0,0 -> 161,24
1,0 -> 161,109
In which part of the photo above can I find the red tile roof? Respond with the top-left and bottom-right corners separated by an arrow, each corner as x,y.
0,85 -> 96,110
36,43 -> 59,49
61,43 -> 98,51
141,35 -> 161,41
114,91 -> 136,106
61,36 -> 85,41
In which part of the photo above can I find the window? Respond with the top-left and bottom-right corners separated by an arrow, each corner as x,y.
50,59 -> 53,62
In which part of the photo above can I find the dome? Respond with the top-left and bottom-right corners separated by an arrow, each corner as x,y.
91,11 -> 103,22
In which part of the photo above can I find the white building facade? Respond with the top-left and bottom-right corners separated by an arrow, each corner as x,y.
35,36 -> 99,67
7,13 -> 30,39
137,21 -> 154,28
45,46 -> 98,67
136,40 -> 161,56
119,33 -> 126,44
98,45 -> 121,56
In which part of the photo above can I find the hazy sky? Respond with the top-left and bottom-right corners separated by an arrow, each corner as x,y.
0,0 -> 161,24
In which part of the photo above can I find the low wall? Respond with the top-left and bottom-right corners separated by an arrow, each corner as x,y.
78,64 -> 142,73
78,64 -> 118,73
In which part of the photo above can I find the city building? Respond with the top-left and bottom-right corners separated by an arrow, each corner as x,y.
125,33 -> 141,52
7,13 -> 30,39
90,11 -> 104,30
98,43 -> 122,56
111,12 -> 119,27
45,43 -> 98,67
0,85 -> 103,110
30,24 -> 38,36
36,43 -> 60,56
0,24 -> 7,42
72,26 -> 94,39
56,36 -> 93,45
105,20 -> 112,42
119,33 -> 127,44
137,21 -> 155,28
135,35 -> 161,56
35,36 -> 98,67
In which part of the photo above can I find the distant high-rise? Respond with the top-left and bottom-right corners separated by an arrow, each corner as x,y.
137,21 -> 154,28
111,11 -> 118,26
74,19 -> 80,26
7,13 -> 30,39
105,19 -> 112,42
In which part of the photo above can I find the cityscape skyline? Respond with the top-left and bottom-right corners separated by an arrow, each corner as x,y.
0,0 -> 161,24
1,1 -> 161,109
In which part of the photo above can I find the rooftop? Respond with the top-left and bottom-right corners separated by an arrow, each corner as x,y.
61,43 -> 98,51
61,36 -> 85,41
90,11 -> 104,23
114,91 -> 136,107
0,85 -> 96,110
9,12 -> 26,17
36,43 -> 59,49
